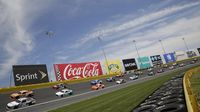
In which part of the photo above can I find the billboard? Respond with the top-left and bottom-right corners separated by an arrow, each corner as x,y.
12,64 -> 49,86
150,55 -> 163,66
54,62 -> 103,81
186,50 -> 197,58
198,48 -> 200,54
122,58 -> 137,71
105,60 -> 123,74
175,51 -> 187,61
137,56 -> 151,69
163,53 -> 176,63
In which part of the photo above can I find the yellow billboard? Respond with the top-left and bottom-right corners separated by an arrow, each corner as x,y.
105,60 -> 123,75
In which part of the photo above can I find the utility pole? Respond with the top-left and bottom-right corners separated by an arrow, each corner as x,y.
133,40 -> 142,69
182,37 -> 189,51
159,39 -> 166,54
97,36 -> 110,75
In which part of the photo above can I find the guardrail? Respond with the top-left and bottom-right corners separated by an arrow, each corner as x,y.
183,67 -> 200,112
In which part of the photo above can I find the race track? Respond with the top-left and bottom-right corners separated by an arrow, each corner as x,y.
0,61 -> 199,112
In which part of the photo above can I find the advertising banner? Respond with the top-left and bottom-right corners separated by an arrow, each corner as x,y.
54,62 -> 103,81
163,53 -> 176,63
198,48 -> 200,55
150,55 -> 163,66
12,64 -> 49,86
137,56 -> 151,69
122,58 -> 137,71
186,50 -> 197,58
175,51 -> 188,61
105,60 -> 123,74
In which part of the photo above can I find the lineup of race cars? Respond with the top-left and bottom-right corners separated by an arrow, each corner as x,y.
5,58 -> 199,111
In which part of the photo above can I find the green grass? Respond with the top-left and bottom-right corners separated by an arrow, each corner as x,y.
189,66 -> 200,104
49,67 -> 193,112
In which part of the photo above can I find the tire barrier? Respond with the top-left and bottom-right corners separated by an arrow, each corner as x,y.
132,73 -> 187,112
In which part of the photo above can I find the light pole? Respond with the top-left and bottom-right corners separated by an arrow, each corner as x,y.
97,37 -> 110,75
159,39 -> 166,54
133,40 -> 142,69
182,37 -> 189,51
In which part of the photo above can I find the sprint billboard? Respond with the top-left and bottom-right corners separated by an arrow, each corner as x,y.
163,53 -> 176,63
105,60 -> 123,74
150,55 -> 163,66
122,58 -> 137,71
137,56 -> 151,69
12,64 -> 49,86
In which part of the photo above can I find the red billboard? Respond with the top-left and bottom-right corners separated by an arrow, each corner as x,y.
54,62 -> 103,81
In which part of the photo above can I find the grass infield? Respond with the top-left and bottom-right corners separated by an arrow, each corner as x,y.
49,67 -> 196,112
189,66 -> 200,104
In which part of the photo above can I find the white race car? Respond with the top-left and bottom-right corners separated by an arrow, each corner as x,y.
55,89 -> 73,97
116,79 -> 126,84
129,75 -> 138,80
6,97 -> 36,110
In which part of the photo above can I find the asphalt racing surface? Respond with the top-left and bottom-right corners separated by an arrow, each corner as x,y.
0,62 -> 199,112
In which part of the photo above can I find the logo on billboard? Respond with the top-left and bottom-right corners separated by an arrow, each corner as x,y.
150,55 -> 163,66
13,65 -> 49,86
122,58 -> 137,71
105,60 -> 122,74
108,64 -> 119,72
54,62 -> 103,81
186,51 -> 197,58
198,48 -> 200,54
163,53 -> 176,63
137,56 -> 151,69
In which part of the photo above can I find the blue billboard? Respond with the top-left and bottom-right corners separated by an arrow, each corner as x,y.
163,53 -> 176,63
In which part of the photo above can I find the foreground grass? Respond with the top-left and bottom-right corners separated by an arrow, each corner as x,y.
49,68 -> 191,112
189,66 -> 200,104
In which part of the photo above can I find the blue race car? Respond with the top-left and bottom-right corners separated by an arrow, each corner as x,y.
106,77 -> 115,82
90,80 -> 102,85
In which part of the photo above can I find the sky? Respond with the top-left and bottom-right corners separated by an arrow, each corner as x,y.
0,0 -> 200,87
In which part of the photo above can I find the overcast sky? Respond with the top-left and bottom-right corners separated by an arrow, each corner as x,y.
0,0 -> 200,87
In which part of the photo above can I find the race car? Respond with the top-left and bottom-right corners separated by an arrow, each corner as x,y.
10,90 -> 34,99
91,83 -> 105,90
157,69 -> 164,73
172,62 -> 178,66
179,63 -> 185,67
52,83 -> 67,89
116,79 -> 126,84
106,77 -> 115,82
134,71 -> 143,75
116,73 -> 125,77
55,89 -> 73,97
6,97 -> 36,110
129,75 -> 138,80
90,80 -> 102,85
163,64 -> 168,68
148,71 -> 154,76
147,68 -> 153,72
168,66 -> 175,70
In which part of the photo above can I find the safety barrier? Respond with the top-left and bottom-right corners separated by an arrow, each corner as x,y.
183,67 -> 200,112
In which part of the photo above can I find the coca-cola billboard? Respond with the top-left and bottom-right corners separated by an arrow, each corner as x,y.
54,62 -> 103,81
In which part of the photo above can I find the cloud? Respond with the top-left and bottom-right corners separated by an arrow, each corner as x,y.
72,13 -> 200,65
71,2 -> 200,48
